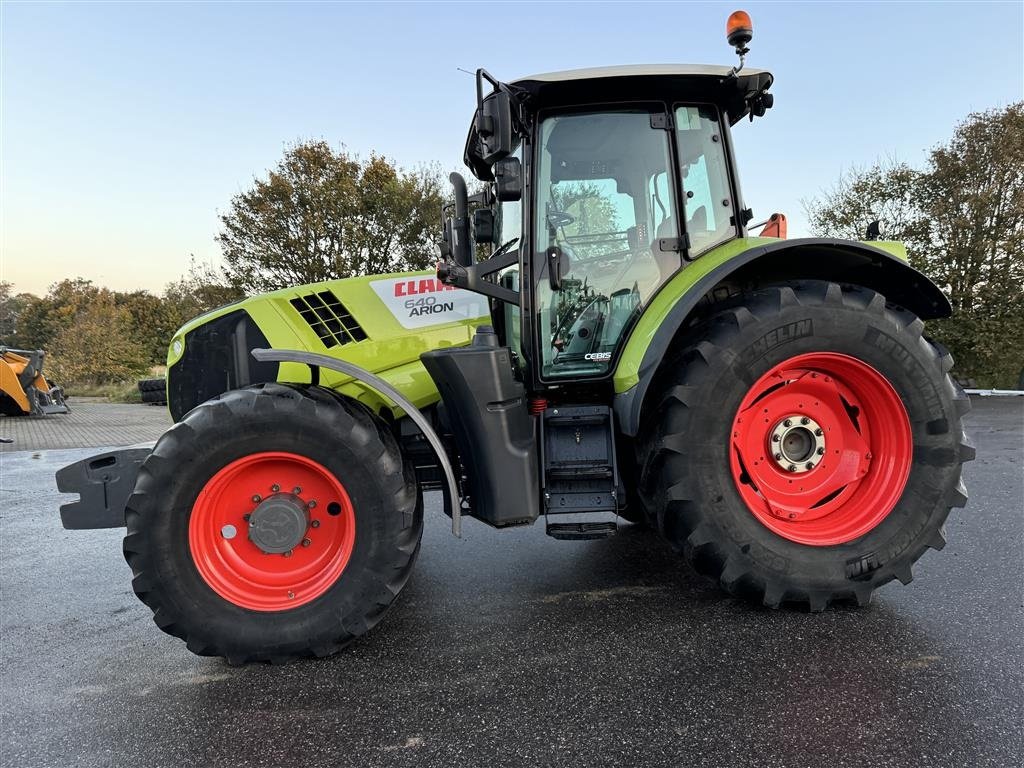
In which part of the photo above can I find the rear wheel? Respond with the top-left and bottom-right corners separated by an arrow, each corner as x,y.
639,282 -> 973,609
123,383 -> 422,663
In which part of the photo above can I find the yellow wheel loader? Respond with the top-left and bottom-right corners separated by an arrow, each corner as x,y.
0,347 -> 70,416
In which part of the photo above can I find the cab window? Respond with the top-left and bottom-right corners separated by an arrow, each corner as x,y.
675,106 -> 736,255
534,110 -> 680,379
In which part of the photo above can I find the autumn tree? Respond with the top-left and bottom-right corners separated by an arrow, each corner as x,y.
804,160 -> 928,259
11,279 -> 101,350
216,141 -> 445,293
0,281 -> 34,344
48,290 -> 149,384
115,290 -> 176,366
804,103 -> 1024,387
163,259 -> 243,322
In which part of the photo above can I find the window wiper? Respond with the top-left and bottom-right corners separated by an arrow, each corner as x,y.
491,237 -> 519,260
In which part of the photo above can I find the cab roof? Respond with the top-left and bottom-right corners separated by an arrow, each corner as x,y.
512,63 -> 769,84
510,63 -> 773,125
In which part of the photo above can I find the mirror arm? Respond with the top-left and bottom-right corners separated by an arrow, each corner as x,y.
437,248 -> 519,305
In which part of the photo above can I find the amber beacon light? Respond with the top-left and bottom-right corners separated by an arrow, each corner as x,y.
726,10 -> 753,52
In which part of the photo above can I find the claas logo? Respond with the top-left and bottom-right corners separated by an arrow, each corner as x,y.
393,278 -> 458,297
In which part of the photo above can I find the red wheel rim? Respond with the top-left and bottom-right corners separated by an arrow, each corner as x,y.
189,452 -> 356,611
730,352 -> 912,546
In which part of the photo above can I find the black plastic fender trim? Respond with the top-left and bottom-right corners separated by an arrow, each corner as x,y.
251,348 -> 464,537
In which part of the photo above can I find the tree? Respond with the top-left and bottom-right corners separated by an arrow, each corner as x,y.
47,290 -> 149,384
162,257 -> 245,331
216,141 -> 445,293
12,278 -> 100,351
804,160 -> 928,260
804,103 -> 1024,387
115,290 -> 176,366
0,281 -> 35,344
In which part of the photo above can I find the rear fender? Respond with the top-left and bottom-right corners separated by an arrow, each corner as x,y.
613,237 -> 951,436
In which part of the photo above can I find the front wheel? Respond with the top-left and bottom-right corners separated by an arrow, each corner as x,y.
639,282 -> 973,610
123,383 -> 422,663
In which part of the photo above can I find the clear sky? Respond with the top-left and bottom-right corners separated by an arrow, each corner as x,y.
2,1 -> 1021,296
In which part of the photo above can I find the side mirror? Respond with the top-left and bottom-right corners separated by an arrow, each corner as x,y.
493,157 -> 522,202
476,70 -> 514,163
446,173 -> 472,267
473,209 -> 495,244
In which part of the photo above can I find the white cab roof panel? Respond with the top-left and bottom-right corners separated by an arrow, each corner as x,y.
512,64 -> 770,84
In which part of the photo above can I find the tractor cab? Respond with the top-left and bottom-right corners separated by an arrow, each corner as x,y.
440,62 -> 774,390
429,28 -> 776,537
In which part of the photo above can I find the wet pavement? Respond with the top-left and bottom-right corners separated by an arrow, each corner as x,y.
0,398 -> 1021,768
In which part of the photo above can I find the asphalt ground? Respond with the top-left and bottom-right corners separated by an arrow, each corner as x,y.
0,398 -> 1021,768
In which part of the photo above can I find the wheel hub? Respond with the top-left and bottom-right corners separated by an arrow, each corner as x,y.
248,493 -> 308,554
769,415 -> 825,473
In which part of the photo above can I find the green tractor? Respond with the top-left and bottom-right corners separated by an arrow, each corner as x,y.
57,12 -> 973,664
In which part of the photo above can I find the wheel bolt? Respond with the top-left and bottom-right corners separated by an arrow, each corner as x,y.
817,447 -> 825,455
772,434 -> 780,442
307,500 -> 317,510
310,520 -> 320,528
287,591 -> 295,599
293,486 -> 302,495
774,453 -> 783,460
271,484 -> 280,493
805,462 -> 814,470
814,428 -> 823,436
302,538 -> 311,547
251,494 -> 261,503
783,419 -> 792,427
243,513 -> 251,522
788,464 -> 797,472
283,550 -> 292,557
801,417 -> 809,425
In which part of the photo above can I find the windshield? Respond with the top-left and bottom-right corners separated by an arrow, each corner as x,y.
534,110 -> 680,379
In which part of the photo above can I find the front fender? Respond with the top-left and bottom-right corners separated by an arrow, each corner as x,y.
613,237 -> 951,436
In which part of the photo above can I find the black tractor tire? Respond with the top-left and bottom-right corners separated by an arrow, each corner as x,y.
137,377 -> 165,392
140,389 -> 166,405
123,382 -> 423,663
0,392 -> 25,416
638,281 -> 973,610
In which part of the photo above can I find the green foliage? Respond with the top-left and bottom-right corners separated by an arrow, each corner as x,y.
1,262 -> 240,385
805,103 -> 1024,387
115,290 -> 176,366
9,279 -> 101,350
162,258 -> 245,331
0,281 -> 35,343
551,181 -> 620,235
47,290 -> 150,385
66,379 -> 144,403
216,141 -> 445,293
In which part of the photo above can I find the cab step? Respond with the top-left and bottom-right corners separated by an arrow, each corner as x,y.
545,521 -> 618,540
541,404 -> 620,540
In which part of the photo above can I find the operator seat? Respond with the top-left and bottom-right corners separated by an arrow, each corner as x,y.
650,213 -> 685,282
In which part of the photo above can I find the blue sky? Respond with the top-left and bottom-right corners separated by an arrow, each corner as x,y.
2,1 -> 1021,295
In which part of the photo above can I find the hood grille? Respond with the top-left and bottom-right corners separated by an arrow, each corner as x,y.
290,290 -> 367,348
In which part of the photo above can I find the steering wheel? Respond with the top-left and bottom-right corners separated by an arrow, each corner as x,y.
546,210 -> 575,229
